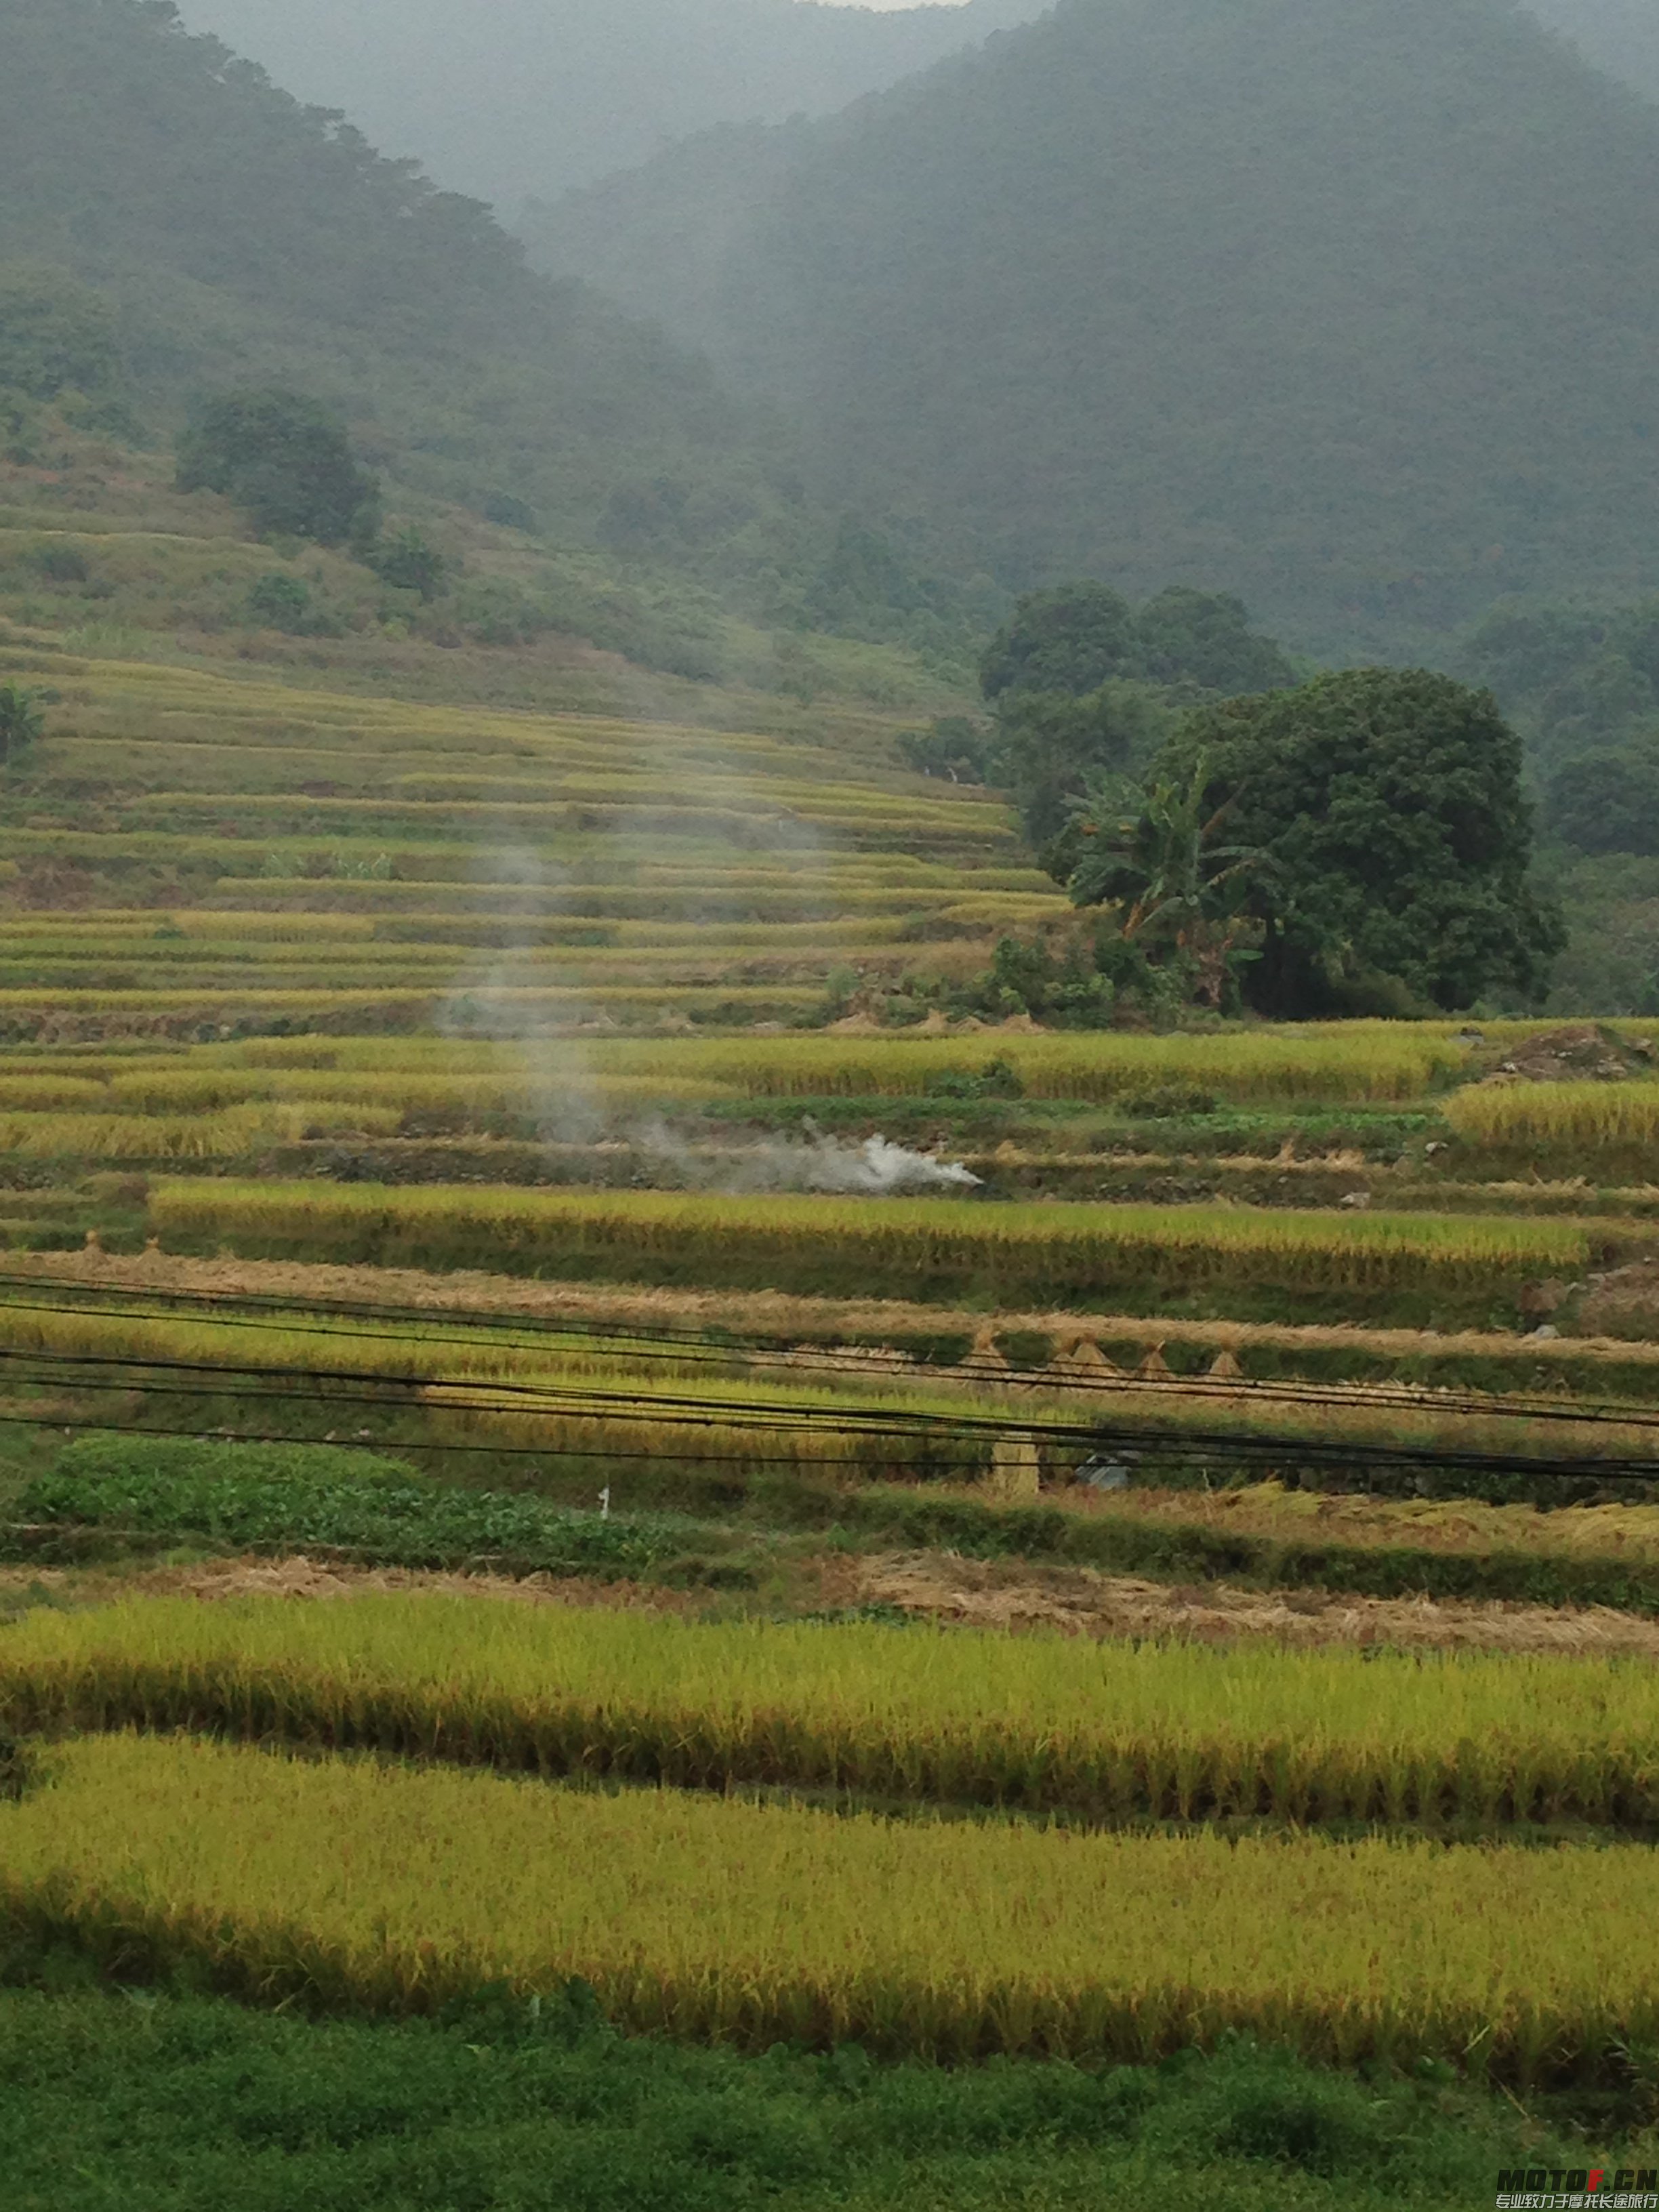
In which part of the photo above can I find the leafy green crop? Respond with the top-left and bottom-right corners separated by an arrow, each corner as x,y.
20,1438 -> 697,1578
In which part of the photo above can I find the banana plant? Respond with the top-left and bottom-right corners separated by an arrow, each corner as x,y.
1067,754 -> 1269,1008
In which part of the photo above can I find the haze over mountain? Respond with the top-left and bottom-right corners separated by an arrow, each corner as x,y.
0,0 -> 888,658
169,0 -> 1044,211
1529,0 -> 1659,102
530,0 -> 1659,655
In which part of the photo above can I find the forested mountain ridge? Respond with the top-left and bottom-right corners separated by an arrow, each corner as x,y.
529,0 -> 1659,658
171,0 -> 1046,211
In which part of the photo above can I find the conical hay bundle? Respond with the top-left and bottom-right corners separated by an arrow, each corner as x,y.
1208,1349 -> 1244,1382
985,1435 -> 1042,1504
1137,1345 -> 1172,1380
1053,1337 -> 1121,1379
968,1325 -> 1015,1376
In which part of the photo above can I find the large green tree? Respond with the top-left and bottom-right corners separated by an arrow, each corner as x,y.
177,391 -> 380,546
1109,669 -> 1564,1016
0,262 -> 120,401
979,580 -> 1292,861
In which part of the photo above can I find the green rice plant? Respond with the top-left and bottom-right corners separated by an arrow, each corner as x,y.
146,1179 -> 1592,1319
3,1729 -> 1658,2078
12,1584 -> 1659,1827
0,1076 -> 110,1109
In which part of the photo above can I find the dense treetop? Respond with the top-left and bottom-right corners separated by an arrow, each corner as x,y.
1105,671 -> 1566,1017
531,0 -> 1659,658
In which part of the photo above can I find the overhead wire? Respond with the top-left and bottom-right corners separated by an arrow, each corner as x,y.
5,1334 -> 1659,1486
0,1269 -> 1652,1437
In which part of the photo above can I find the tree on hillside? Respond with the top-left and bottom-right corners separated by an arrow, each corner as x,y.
981,583 -> 1143,703
1135,588 -> 1297,697
176,391 -> 380,546
0,263 -> 121,401
1546,745 -> 1659,858
998,680 -> 1177,859
980,581 -> 1294,864
1090,670 -> 1563,1017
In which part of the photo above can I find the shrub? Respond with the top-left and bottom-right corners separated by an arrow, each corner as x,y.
245,573 -> 316,634
27,542 -> 89,584
0,685 -> 45,764
368,527 -> 447,602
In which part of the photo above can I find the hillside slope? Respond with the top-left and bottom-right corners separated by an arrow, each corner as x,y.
1529,0 -> 1659,102
171,0 -> 1046,211
0,0 -> 868,648
529,0 -> 1659,655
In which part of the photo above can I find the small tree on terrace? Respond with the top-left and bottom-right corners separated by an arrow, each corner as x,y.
0,684 -> 45,766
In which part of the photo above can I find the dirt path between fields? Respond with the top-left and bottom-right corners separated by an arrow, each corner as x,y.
12,1246 -> 1659,1370
840,1553 -> 1659,1656
6,1551 -> 1658,1657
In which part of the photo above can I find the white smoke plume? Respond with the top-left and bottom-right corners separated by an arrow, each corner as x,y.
428,696 -> 981,1197
632,1119 -> 981,1195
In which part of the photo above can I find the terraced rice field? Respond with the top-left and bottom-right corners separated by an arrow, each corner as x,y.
0,647 -> 1055,1038
12,527 -> 1659,2149
12,1727 -> 1659,2079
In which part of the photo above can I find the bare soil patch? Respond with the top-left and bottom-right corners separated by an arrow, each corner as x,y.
844,1552 -> 1659,1657
7,1550 -> 1654,1659
14,1247 -> 1659,1374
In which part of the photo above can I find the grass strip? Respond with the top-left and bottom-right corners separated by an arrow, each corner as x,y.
12,1588 -> 1659,1828
5,1732 -> 1659,2083
815,1483 -> 1659,1610
0,1988 -> 1611,2212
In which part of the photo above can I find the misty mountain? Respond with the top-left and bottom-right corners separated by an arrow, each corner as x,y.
529,0 -> 1659,654
1528,0 -> 1659,102
169,0 -> 1045,211
0,0 -> 834,621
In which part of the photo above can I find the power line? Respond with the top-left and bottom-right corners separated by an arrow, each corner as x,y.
8,1340 -> 1659,1487
0,1271 -> 1652,1438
